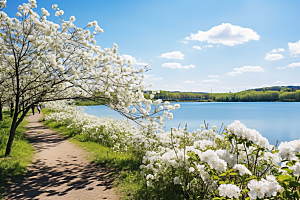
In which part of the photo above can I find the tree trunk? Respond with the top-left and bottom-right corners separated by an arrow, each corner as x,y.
10,101 -> 13,117
5,104 -> 29,157
0,98 -> 3,121
5,119 -> 17,157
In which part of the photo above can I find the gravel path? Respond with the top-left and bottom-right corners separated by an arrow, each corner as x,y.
5,113 -> 119,200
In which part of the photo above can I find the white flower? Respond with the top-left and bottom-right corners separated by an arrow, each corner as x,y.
147,181 -> 152,187
88,22 -> 93,27
70,16 -> 75,22
233,164 -> 252,176
92,20 -> 98,26
248,180 -> 265,199
290,162 -> 300,176
173,177 -> 181,184
52,4 -> 58,10
174,104 -> 180,109
189,167 -> 195,173
200,125 -> 205,129
16,12 -> 22,17
218,184 -> 241,199
212,125 -> 217,130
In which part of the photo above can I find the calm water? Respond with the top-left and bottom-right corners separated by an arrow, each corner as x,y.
84,102 -> 300,145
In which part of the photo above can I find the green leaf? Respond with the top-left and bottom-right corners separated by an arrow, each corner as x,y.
290,181 -> 300,187
229,172 -> 239,176
278,174 -> 293,182
242,188 -> 249,193
219,173 -> 227,177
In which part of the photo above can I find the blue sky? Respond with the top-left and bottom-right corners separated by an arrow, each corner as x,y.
4,0 -> 300,93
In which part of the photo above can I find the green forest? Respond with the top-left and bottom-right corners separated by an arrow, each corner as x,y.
149,86 -> 300,102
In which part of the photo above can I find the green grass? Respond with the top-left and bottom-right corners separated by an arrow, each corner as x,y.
74,99 -> 105,106
0,111 -> 34,199
41,108 -> 148,199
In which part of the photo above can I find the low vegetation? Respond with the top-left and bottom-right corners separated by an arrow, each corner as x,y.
0,111 -> 34,199
41,108 -> 147,199
42,101 -> 300,199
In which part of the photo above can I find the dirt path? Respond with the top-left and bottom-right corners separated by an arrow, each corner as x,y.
5,113 -> 119,200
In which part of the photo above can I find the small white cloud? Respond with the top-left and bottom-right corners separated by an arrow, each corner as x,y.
288,40 -> 300,55
121,54 -> 148,66
265,53 -> 284,61
162,62 -> 195,69
184,80 -> 195,84
203,44 -> 213,48
192,46 -> 202,50
144,74 -> 163,80
276,62 -> 300,69
274,81 -> 284,84
186,23 -> 260,46
270,48 -> 285,53
202,79 -> 219,82
159,51 -> 185,59
208,75 -> 219,78
227,66 -> 265,76
182,41 -> 188,44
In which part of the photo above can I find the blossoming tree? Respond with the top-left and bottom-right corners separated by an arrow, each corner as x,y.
0,0 -> 173,156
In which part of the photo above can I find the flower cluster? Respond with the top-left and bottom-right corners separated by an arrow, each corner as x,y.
247,175 -> 283,199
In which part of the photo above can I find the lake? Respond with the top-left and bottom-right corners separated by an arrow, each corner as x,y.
84,102 -> 300,145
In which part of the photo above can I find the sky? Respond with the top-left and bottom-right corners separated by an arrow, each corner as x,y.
3,0 -> 300,93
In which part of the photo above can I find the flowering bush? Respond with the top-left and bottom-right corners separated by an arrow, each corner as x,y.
140,121 -> 300,199
44,100 -> 300,199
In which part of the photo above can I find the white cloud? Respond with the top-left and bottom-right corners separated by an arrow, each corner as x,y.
276,62 -> 300,69
186,23 -> 260,46
208,75 -> 219,78
159,51 -> 185,59
144,74 -> 163,80
121,54 -> 148,66
274,81 -> 284,84
192,46 -> 202,50
288,40 -> 300,55
203,44 -> 213,48
270,48 -> 285,53
265,53 -> 284,61
162,62 -> 195,69
202,79 -> 219,82
227,66 -> 265,76
184,80 -> 195,84
181,41 -> 188,44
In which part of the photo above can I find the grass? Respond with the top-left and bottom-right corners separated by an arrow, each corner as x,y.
74,99 -> 105,106
0,111 -> 34,199
41,108 -> 148,199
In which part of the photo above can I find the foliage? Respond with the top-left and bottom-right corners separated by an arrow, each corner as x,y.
0,0 -> 170,156
44,101 -> 300,199
152,89 -> 300,102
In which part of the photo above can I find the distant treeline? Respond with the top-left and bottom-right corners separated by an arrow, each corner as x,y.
148,86 -> 300,102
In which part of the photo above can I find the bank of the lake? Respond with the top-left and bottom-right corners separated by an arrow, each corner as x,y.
84,102 -> 300,145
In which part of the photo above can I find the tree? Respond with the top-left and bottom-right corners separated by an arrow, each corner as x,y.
0,0 -> 173,156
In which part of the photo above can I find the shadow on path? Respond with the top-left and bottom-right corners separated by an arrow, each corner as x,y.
4,113 -> 119,200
